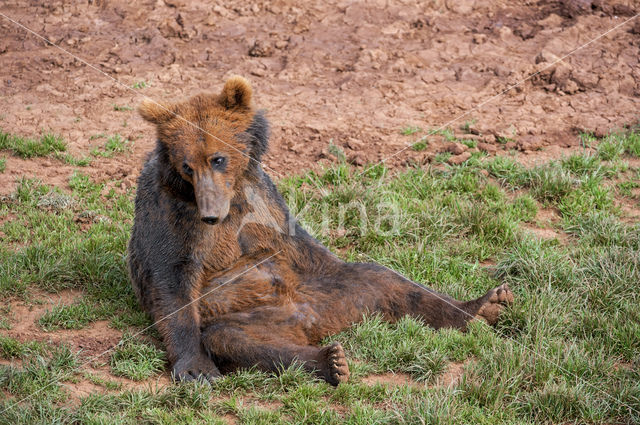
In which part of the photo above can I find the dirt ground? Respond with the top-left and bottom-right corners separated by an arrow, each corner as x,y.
0,0 -> 639,193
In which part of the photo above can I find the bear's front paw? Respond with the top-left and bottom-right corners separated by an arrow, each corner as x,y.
172,353 -> 222,383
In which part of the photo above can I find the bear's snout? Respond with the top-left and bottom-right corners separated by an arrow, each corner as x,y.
194,173 -> 231,225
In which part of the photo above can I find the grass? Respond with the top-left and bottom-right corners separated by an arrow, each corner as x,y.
400,126 -> 421,136
132,81 -> 148,89
0,130 -> 66,158
429,127 -> 456,141
411,137 -> 428,152
433,151 -> 451,163
0,129 -> 91,166
90,134 -> 130,158
110,337 -> 166,380
38,299 -> 103,331
1,130 -> 640,423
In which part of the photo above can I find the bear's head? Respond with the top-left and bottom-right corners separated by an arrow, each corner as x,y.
139,76 -> 269,225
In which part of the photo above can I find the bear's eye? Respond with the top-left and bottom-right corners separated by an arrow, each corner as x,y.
182,162 -> 193,176
210,156 -> 227,169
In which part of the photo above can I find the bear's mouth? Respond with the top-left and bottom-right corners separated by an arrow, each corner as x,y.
201,216 -> 219,225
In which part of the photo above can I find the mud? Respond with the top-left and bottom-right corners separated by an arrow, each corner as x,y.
0,0 -> 638,193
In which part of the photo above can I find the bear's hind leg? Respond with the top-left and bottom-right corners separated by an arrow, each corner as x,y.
201,318 -> 349,386
329,262 -> 513,330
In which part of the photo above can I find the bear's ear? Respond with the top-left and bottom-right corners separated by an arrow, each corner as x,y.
219,76 -> 252,110
138,99 -> 175,124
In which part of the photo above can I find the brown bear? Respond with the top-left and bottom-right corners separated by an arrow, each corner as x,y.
127,76 -> 514,385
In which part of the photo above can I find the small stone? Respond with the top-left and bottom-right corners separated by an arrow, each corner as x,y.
535,49 -> 559,64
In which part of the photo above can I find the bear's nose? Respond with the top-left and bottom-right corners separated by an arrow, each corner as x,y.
201,216 -> 219,225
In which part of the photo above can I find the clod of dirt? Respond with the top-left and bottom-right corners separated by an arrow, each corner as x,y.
448,151 -> 471,165
248,40 -> 274,58
446,142 -> 468,155
158,15 -> 185,39
558,0 -> 594,19
347,152 -> 366,166
477,142 -> 497,153
517,135 -> 544,152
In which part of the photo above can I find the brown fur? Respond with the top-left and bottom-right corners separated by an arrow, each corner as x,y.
128,76 -> 514,385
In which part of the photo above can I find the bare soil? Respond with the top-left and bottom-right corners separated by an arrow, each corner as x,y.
3,290 -> 122,358
0,0 -> 639,193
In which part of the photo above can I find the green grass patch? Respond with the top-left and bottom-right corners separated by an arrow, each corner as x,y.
401,126 -> 421,136
433,151 -> 452,163
0,153 -> 638,423
0,130 -> 66,158
411,137 -> 428,151
110,337 -> 166,381
0,336 -> 48,359
54,152 -> 92,167
617,180 -> 639,198
91,134 -> 130,158
596,129 -> 640,160
132,81 -> 148,89
0,344 -> 78,401
38,299 -> 103,331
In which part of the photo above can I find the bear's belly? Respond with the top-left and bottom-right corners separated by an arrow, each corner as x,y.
198,259 -> 301,321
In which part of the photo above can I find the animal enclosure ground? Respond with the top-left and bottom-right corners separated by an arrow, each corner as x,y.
1,129 -> 640,423
1,0 -> 640,423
